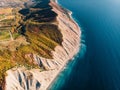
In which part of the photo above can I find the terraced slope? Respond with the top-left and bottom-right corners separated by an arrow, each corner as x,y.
0,0 -> 63,88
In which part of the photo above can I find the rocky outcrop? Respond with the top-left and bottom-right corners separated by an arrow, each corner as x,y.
5,0 -> 81,90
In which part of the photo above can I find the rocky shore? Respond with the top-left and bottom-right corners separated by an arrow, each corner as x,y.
5,0 -> 81,90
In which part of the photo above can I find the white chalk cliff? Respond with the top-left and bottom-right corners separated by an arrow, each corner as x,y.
5,0 -> 81,90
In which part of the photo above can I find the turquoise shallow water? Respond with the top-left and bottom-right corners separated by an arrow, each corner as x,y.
49,0 -> 120,90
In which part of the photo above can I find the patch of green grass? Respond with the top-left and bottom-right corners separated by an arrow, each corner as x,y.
0,31 -> 10,40
12,33 -> 20,39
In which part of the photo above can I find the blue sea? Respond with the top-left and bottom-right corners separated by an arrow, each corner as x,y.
49,0 -> 120,90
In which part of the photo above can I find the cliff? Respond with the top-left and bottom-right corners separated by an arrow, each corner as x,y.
5,0 -> 81,90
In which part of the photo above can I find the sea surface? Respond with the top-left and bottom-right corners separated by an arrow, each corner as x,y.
49,0 -> 120,90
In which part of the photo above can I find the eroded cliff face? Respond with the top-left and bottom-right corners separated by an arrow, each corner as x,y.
5,0 -> 81,90
6,67 -> 40,90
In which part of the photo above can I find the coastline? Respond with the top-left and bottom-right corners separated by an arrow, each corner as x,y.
46,0 -> 81,89
5,0 -> 81,90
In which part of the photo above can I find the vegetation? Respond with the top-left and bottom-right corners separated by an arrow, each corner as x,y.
0,30 -> 10,40
0,0 -> 63,88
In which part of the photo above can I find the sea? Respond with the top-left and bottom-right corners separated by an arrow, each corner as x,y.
49,0 -> 120,90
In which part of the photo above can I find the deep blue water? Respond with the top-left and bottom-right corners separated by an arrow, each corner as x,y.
49,0 -> 120,90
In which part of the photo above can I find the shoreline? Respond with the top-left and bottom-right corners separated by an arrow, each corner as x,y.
53,0 -> 81,35
47,0 -> 81,89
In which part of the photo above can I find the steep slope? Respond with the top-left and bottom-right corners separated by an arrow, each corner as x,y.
0,0 -> 81,90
